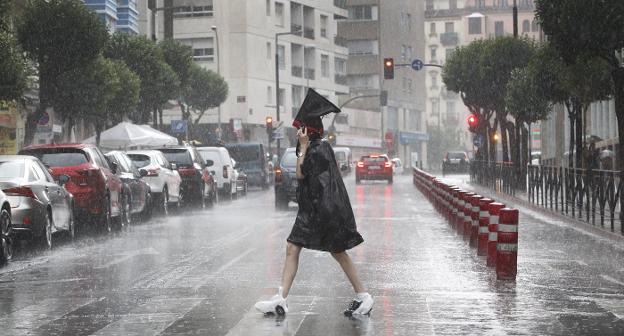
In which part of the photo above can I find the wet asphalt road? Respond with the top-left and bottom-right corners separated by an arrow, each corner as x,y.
0,174 -> 623,336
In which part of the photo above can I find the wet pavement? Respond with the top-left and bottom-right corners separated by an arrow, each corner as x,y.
0,174 -> 623,335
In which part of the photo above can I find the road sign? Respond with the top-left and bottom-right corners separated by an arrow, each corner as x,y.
38,111 -> 50,126
411,59 -> 424,71
272,131 -> 284,140
473,134 -> 484,147
171,120 -> 188,134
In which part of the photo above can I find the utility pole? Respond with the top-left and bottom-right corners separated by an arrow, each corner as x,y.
513,0 -> 518,38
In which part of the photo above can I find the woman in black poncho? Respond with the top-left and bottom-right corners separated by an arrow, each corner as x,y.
254,89 -> 373,316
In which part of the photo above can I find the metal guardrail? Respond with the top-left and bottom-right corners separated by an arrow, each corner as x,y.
471,161 -> 623,234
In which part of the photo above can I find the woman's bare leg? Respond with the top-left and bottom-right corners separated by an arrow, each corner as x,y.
281,242 -> 302,298
331,251 -> 365,293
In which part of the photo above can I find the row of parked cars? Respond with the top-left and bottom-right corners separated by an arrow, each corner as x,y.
0,142 -> 258,265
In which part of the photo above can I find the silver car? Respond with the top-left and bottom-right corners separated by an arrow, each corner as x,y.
0,155 -> 74,248
0,189 -> 12,265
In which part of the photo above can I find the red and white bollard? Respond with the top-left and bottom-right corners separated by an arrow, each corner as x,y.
477,198 -> 494,256
496,208 -> 519,280
455,191 -> 468,232
487,202 -> 506,267
468,195 -> 483,245
450,188 -> 461,228
462,193 -> 476,238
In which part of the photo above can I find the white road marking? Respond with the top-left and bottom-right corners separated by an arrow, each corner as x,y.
94,247 -> 159,269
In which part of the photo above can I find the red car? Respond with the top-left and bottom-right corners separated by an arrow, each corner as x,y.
19,144 -> 124,232
355,154 -> 393,184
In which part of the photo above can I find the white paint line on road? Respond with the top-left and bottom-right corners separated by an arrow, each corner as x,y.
192,247 -> 256,290
90,297 -> 204,336
0,297 -> 102,335
600,274 -> 624,287
94,247 -> 159,269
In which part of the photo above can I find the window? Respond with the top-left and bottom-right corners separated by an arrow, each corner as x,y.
266,0 -> 271,16
445,48 -> 455,60
401,12 -> 411,31
348,5 -> 373,20
334,58 -> 346,75
347,40 -> 377,55
277,45 -> 285,70
468,17 -> 482,35
193,48 -> 214,62
431,73 -> 438,88
446,101 -> 456,117
321,55 -> 329,77
494,21 -> 504,37
430,47 -> 437,62
266,42 -> 271,59
429,22 -> 437,36
449,0 -> 457,9
426,0 -> 434,10
531,20 -> 539,32
407,46 -> 413,61
522,20 -> 530,33
445,22 -> 454,33
275,2 -> 284,26
173,2 -> 214,18
349,74 -> 379,89
401,45 -> 407,62
431,98 -> 439,117
267,86 -> 273,104
320,15 -> 328,38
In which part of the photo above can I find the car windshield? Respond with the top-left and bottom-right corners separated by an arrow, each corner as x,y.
22,148 -> 89,167
226,145 -> 260,162
362,156 -> 387,163
335,152 -> 346,161
159,149 -> 192,166
281,151 -> 297,167
127,154 -> 151,168
0,160 -> 25,179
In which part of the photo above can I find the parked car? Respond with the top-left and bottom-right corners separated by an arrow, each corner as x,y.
225,143 -> 270,189
0,189 -> 13,265
442,151 -> 469,175
126,150 -> 182,214
156,145 -> 217,207
333,147 -> 353,175
197,146 -> 237,199
355,154 -> 393,184
0,155 -> 75,248
19,144 -> 122,232
274,148 -> 298,209
232,159 -> 248,196
105,151 -> 152,223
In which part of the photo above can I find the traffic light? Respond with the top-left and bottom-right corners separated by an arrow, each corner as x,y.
327,132 -> 336,145
383,58 -> 394,80
265,116 -> 273,141
467,113 -> 478,132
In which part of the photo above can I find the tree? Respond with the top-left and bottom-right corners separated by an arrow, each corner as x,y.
152,61 -> 180,128
17,0 -> 109,144
107,60 -> 140,125
0,31 -> 27,102
536,0 -> 624,179
159,39 -> 193,124
185,65 -> 228,136
105,34 -> 174,124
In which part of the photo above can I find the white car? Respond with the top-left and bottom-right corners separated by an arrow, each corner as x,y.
197,147 -> 237,199
231,159 -> 248,196
126,150 -> 182,213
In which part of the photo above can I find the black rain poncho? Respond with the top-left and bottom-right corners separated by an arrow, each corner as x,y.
287,138 -> 363,252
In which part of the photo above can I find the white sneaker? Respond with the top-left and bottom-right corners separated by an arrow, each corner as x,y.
352,293 -> 374,315
254,287 -> 289,315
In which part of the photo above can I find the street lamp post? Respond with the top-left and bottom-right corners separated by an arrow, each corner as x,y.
212,25 -> 222,140
275,30 -> 301,161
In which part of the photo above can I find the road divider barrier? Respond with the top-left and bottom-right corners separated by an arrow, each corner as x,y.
412,168 -> 519,281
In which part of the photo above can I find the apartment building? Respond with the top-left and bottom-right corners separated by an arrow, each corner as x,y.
337,0 -> 426,167
424,0 -> 539,163
83,0 -> 139,34
144,0 -> 349,148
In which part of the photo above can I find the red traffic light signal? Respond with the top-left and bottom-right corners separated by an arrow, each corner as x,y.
265,116 -> 273,126
467,114 -> 478,130
383,58 -> 394,80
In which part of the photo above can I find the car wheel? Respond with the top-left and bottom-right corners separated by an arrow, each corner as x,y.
0,208 -> 13,264
68,204 -> 75,240
162,187 -> 169,215
40,210 -> 53,249
387,177 -> 393,185
121,193 -> 131,229
103,195 -> 112,233
142,191 -> 152,220
275,194 -> 289,210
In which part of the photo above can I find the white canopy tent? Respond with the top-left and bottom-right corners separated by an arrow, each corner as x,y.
83,122 -> 179,150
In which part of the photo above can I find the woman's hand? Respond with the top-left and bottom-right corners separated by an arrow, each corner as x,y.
297,127 -> 309,149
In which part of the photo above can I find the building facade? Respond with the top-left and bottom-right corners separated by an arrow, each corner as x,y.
144,0 -> 349,150
83,0 -> 139,35
424,0 -> 540,165
337,0 -> 427,167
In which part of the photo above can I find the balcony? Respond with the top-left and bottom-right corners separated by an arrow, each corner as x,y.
304,68 -> 315,80
440,32 -> 459,46
334,0 -> 347,9
291,23 -> 302,35
335,74 -> 347,85
334,36 -> 348,47
292,66 -> 303,78
304,27 -> 314,39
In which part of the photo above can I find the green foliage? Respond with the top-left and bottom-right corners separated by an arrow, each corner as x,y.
185,64 -> 228,124
17,0 -> 109,80
443,39 -> 488,111
0,31 -> 28,101
154,61 -> 180,107
107,60 -> 141,124
505,67 -> 551,124
159,39 -> 193,92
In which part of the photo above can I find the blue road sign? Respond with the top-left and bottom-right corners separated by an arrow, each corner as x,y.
411,59 -> 424,71
473,134 -> 484,147
171,120 -> 188,134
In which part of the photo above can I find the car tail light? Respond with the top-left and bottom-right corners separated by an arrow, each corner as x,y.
385,162 -> 392,168
4,186 -> 38,200
178,168 -> 197,177
223,166 -> 228,179
275,168 -> 283,183
357,161 -> 364,168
